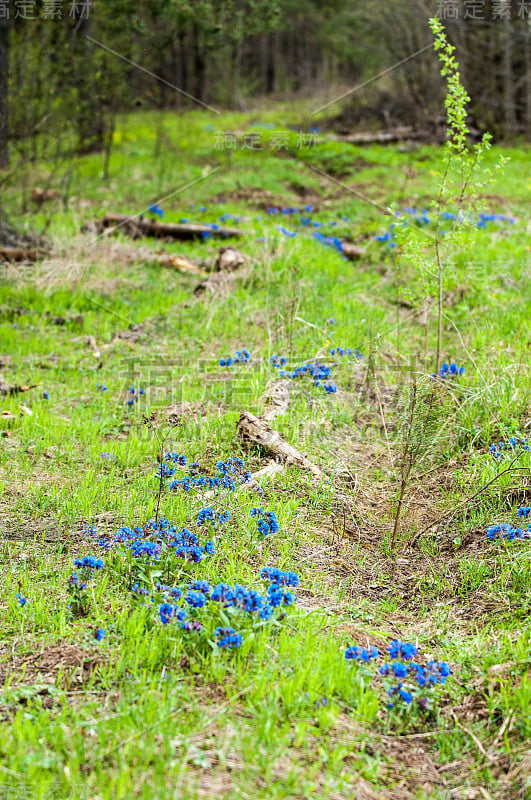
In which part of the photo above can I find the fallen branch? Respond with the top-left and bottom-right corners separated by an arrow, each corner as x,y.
93,214 -> 244,241
0,378 -> 37,396
155,252 -> 205,274
0,246 -> 45,262
237,409 -> 325,479
260,380 -> 291,421
341,241 -> 366,260
214,246 -> 248,272
334,126 -> 430,144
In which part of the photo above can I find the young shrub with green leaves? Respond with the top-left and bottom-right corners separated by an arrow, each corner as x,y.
393,17 -> 505,375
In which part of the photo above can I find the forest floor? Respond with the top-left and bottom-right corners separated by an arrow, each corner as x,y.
0,106 -> 530,800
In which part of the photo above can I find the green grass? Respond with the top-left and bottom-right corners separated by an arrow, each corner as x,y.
0,107 -> 530,800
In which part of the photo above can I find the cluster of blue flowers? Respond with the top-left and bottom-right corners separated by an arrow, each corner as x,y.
345,638 -> 451,709
156,452 -> 188,478
477,212 -> 515,228
312,230 -> 344,256
159,603 -> 187,625
260,567 -> 299,586
486,507 -> 531,542
250,507 -> 279,537
67,555 -> 105,615
75,556 -> 104,571
374,208 -> 515,247
126,387 -> 145,406
278,225 -> 297,238
149,569 -> 299,649
434,362 -> 465,379
329,347 -> 362,358
345,645 -> 378,661
489,438 -> 530,460
15,593 -> 26,607
219,350 -> 251,366
401,208 -> 430,225
215,627 -> 243,649
266,205 -> 314,215
197,507 -> 230,526
270,345 -> 361,395
90,518 -> 215,564
218,213 -> 240,223
201,222 -> 231,240
169,457 -> 251,493
95,384 -> 108,391
374,226 -> 397,247
278,360 -> 337,393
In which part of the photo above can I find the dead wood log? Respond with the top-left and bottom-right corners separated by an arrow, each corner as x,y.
260,380 -> 291,421
0,376 -> 37,396
237,409 -> 325,479
340,241 -> 366,260
334,126 -> 430,144
156,252 -> 205,274
214,246 -> 248,272
94,214 -> 244,241
0,246 -> 44,262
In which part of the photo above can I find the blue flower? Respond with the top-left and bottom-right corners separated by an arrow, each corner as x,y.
387,640 -> 417,659
437,361 -> 465,379
259,604 -> 274,620
74,556 -> 104,571
220,350 -> 251,367
148,203 -> 164,218
215,627 -> 243,649
15,593 -> 26,606
211,583 -> 236,604
398,688 -> 413,704
185,590 -> 208,609
345,645 -> 379,662
95,628 -> 106,641
250,508 -> 279,537
260,567 -> 299,587
188,580 -> 211,595
159,603 -> 186,625
391,663 -> 408,678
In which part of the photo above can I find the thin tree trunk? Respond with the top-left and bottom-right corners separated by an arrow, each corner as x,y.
524,15 -> 531,137
0,14 -> 9,168
192,22 -> 205,102
503,17 -> 517,139
71,17 -> 106,154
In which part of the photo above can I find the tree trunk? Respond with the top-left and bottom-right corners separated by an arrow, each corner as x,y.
71,17 -> 106,154
523,15 -> 531,137
192,22 -> 206,102
0,14 -> 9,168
503,17 -> 517,139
